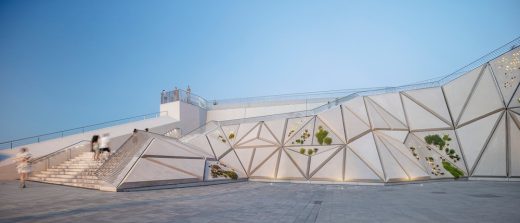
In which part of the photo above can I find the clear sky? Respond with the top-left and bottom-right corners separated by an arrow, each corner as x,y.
0,0 -> 519,142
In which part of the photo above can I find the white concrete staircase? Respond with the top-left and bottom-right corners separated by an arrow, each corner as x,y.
28,152 -> 104,190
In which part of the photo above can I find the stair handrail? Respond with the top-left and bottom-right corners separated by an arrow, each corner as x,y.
28,140 -> 91,174
95,131 -> 154,186
29,140 -> 90,165
0,111 -> 167,150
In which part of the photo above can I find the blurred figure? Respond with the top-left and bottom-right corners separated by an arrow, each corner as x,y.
15,147 -> 32,189
91,135 -> 100,161
186,85 -> 191,103
99,133 -> 111,160
173,86 -> 179,101
161,90 -> 166,103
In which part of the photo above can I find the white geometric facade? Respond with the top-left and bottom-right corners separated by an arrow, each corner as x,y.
175,47 -> 520,184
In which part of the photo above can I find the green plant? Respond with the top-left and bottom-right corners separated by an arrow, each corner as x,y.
442,161 -> 464,179
307,149 -> 314,156
224,170 -> 238,180
292,129 -> 311,145
228,133 -> 235,140
424,134 -> 445,150
300,148 -> 306,154
323,137 -> 332,145
425,134 -> 461,163
315,126 -> 332,145
210,164 -> 238,180
217,135 -> 227,143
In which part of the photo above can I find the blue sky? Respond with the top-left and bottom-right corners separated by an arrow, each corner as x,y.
0,0 -> 519,142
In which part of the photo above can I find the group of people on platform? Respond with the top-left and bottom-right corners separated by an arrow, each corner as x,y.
161,85 -> 191,104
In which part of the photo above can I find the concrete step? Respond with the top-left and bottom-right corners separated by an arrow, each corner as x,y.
53,165 -> 102,169
29,177 -> 100,190
41,170 -> 97,175
61,162 -> 103,166
33,173 -> 98,179
29,176 -> 100,184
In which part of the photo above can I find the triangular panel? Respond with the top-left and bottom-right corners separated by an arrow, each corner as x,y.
250,147 -> 278,172
312,117 -> 344,145
125,158 -> 200,183
374,136 -> 409,181
473,114 -> 506,176
219,150 -> 247,177
377,130 -> 408,143
443,65 -> 482,124
285,116 -> 316,146
145,138 -> 205,158
317,107 -> 346,143
311,148 -> 344,181
365,97 -> 390,129
309,146 -> 342,175
277,149 -> 306,179
258,122 -> 280,145
345,148 -> 382,181
235,123 -> 261,146
509,86 -> 520,108
342,96 -> 370,124
368,93 -> 407,126
376,132 -> 426,172
404,87 -> 452,122
180,133 -> 215,158
285,116 -> 314,144
285,149 -> 310,177
509,113 -> 520,176
234,148 -> 254,173
347,132 -> 384,178
236,138 -> 277,148
343,106 -> 371,141
402,96 -> 451,130
412,130 -> 467,172
221,124 -> 240,144
489,48 -> 520,106
250,148 -> 279,179
459,66 -> 504,125
366,97 -> 407,129
377,135 -> 429,180
264,119 -> 286,144
206,129 -> 232,158
456,111 -> 502,170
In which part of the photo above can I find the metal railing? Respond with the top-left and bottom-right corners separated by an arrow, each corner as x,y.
95,131 -> 154,187
0,111 -> 167,150
29,140 -> 91,175
199,36 -> 520,111
161,89 -> 208,109
180,36 -> 520,138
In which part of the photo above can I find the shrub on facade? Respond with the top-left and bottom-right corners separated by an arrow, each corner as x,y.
315,126 -> 332,145
442,161 -> 464,179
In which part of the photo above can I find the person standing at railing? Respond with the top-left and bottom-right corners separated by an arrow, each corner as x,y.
173,86 -> 179,101
99,133 -> 111,160
91,135 -> 100,161
186,85 -> 191,103
161,90 -> 167,104
15,147 -> 32,189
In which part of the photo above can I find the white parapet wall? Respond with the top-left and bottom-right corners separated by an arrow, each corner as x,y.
160,101 -> 207,135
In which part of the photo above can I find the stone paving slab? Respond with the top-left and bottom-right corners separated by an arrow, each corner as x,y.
0,180 -> 519,223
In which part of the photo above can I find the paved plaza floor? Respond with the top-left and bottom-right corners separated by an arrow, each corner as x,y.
0,180 -> 519,223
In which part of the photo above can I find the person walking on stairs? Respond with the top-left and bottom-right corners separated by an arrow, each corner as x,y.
99,133 -> 111,160
15,147 -> 32,189
91,135 -> 100,161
